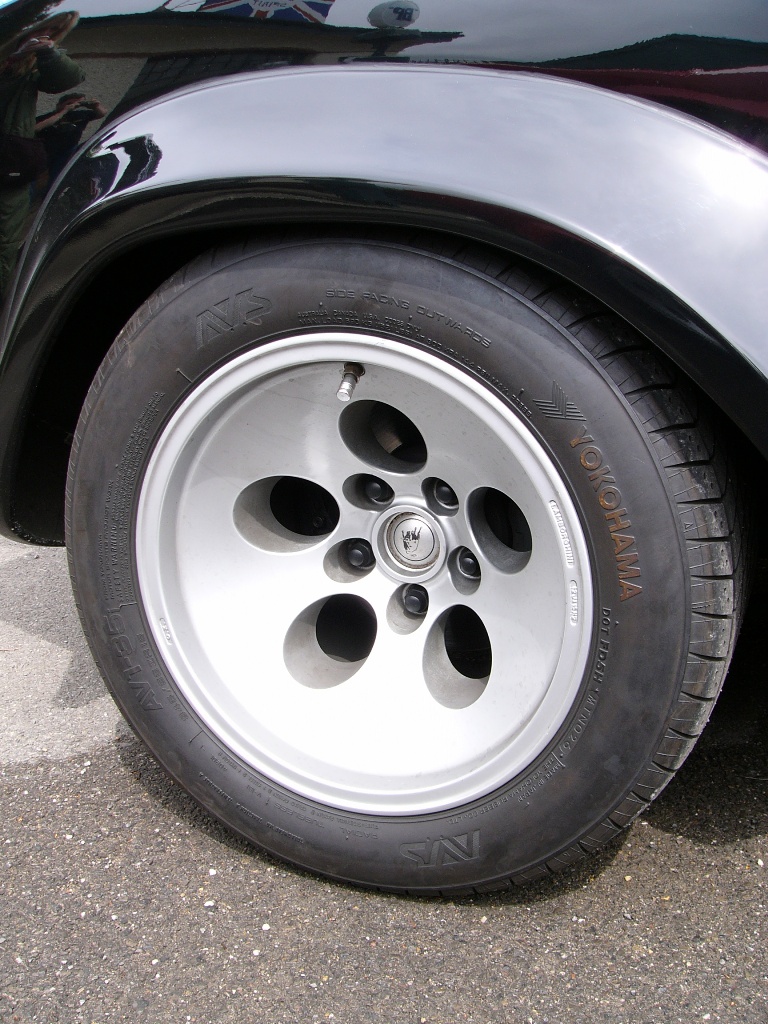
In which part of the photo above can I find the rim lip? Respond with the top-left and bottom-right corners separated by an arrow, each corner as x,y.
135,332 -> 595,816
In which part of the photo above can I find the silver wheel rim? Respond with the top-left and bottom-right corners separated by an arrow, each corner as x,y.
136,333 -> 593,815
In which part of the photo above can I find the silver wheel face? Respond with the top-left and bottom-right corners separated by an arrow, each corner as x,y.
136,333 -> 594,815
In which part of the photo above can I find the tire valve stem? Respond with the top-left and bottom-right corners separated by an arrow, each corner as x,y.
336,362 -> 365,402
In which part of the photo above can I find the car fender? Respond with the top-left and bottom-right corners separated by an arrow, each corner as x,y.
2,64 -> 768,536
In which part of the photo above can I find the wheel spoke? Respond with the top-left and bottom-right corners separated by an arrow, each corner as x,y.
191,362 -> 369,494
174,543 -> 332,661
473,545 -> 567,653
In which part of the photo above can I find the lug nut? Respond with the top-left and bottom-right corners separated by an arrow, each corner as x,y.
456,547 -> 481,580
346,538 -> 375,569
403,584 -> 429,616
433,480 -> 458,510
363,477 -> 394,505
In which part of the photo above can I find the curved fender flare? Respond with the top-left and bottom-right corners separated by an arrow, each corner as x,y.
2,64 -> 768,480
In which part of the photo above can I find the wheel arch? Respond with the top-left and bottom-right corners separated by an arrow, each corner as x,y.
2,63 -> 768,541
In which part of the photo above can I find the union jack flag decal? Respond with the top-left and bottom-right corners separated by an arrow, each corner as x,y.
161,0 -> 336,22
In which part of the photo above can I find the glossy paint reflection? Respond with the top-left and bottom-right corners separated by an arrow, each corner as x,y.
0,0 -> 767,545
0,0 -> 765,310
0,10 -> 85,296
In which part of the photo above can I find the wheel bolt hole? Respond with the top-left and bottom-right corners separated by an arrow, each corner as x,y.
402,584 -> 429,616
345,538 -> 376,570
449,547 -> 482,595
364,476 -> 394,505
456,547 -> 481,579
343,474 -> 395,510
423,477 -> 459,516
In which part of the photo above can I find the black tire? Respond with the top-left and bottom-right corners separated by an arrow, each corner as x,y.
66,234 -> 745,894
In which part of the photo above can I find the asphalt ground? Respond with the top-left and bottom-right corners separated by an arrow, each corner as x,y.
0,535 -> 766,1023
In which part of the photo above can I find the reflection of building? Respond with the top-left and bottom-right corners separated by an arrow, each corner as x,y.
65,12 -> 461,122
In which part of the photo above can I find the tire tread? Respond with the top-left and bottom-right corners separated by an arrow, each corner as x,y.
495,275 -> 747,887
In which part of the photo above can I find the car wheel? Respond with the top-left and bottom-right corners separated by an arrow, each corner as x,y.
66,234 -> 745,893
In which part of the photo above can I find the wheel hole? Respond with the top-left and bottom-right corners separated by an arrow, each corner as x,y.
270,476 -> 340,536
423,606 -> 491,709
235,477 -> 339,552
468,487 -> 532,573
340,400 -> 427,473
444,606 -> 492,679
316,595 -> 377,663
284,596 -> 376,688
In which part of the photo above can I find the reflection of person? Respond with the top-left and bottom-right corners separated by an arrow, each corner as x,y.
36,93 -> 107,186
0,12 -> 84,299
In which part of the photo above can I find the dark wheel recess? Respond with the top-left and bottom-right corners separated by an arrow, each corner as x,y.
66,235 -> 746,894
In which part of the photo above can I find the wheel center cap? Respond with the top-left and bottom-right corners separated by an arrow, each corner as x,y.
385,512 -> 439,570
